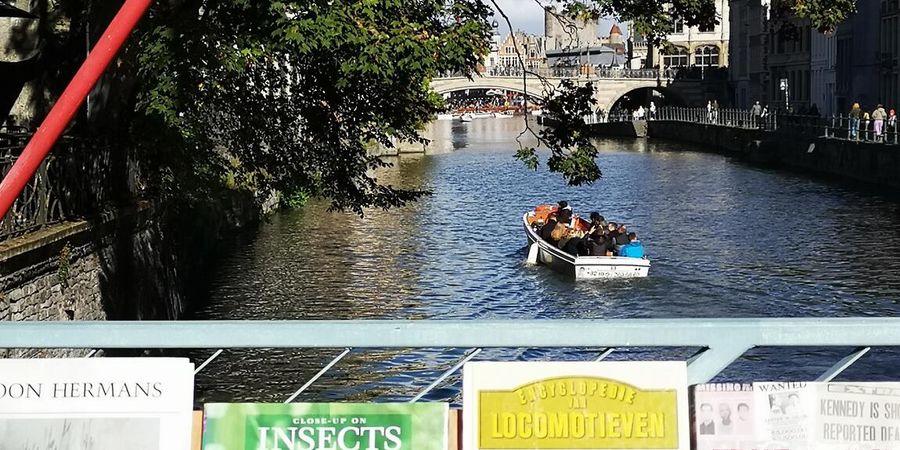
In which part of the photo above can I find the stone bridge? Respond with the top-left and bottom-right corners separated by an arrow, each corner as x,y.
430,71 -> 714,112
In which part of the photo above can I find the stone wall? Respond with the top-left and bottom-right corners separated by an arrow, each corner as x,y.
587,120 -> 648,138
641,121 -> 900,191
0,194 -> 263,357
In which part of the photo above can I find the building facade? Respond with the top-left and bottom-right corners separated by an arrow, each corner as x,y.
493,32 -> 547,73
729,0 -> 770,108
809,27 -> 836,116
544,6 -> 600,50
834,0 -> 881,113
881,0 -> 900,113
767,22 -> 812,111
658,0 -> 730,69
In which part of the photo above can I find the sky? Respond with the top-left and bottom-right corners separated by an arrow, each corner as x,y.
490,0 -> 629,38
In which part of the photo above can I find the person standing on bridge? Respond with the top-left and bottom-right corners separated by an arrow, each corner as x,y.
707,101 -> 714,123
849,103 -> 861,140
873,104 -> 887,141
751,101 -> 762,129
888,109 -> 897,141
649,101 -> 657,120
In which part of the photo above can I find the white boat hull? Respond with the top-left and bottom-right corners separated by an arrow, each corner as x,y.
436,113 -> 454,120
460,114 -> 473,122
523,212 -> 650,279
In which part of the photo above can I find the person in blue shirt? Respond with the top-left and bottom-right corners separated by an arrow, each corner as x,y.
619,232 -> 644,258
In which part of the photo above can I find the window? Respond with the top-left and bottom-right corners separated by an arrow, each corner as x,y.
699,21 -> 715,33
694,46 -> 720,66
663,47 -> 689,67
673,18 -> 684,34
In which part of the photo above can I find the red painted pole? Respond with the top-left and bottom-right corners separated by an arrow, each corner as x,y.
0,0 -> 154,220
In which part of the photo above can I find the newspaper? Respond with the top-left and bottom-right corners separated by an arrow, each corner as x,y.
751,382 -> 814,450
815,382 -> 900,450
0,357 -> 195,450
693,383 -> 756,450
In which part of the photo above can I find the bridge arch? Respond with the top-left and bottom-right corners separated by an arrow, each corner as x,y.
429,76 -> 558,98
604,85 -> 688,114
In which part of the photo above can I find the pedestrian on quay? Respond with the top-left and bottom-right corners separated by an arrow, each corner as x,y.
889,109 -> 897,143
751,101 -> 762,129
761,104 -> 770,130
873,104 -> 887,141
849,103 -> 861,140
712,100 -> 720,123
649,101 -> 657,120
862,111 -> 871,141
707,100 -> 713,123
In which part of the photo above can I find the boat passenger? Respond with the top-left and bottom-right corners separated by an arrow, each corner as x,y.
607,222 -> 619,239
549,222 -> 568,246
619,233 -> 644,258
586,232 -> 613,256
556,208 -> 573,230
559,229 -> 587,255
589,212 -> 607,232
540,212 -> 558,242
614,224 -> 629,246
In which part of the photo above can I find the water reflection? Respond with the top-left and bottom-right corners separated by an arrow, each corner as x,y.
186,117 -> 900,405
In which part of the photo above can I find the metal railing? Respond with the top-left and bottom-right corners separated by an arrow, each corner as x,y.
3,319 -> 900,389
439,67 -> 664,80
0,131 -> 132,241
603,106 -> 777,130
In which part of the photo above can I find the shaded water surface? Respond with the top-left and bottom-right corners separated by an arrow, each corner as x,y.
186,118 -> 900,405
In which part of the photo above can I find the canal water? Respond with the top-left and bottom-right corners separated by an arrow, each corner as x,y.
186,118 -> 900,405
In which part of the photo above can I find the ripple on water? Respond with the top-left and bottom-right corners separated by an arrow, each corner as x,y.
183,119 -> 900,404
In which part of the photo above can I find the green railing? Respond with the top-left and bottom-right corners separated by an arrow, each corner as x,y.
1,319 -> 896,391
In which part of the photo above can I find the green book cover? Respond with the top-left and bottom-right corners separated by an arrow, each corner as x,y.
202,402 -> 448,450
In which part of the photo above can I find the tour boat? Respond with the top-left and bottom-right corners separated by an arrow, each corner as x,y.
492,112 -> 513,118
523,207 -> 650,279
460,113 -> 473,122
436,113 -> 454,120
471,112 -> 493,119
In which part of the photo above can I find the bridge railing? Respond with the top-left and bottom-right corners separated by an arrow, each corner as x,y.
2,318 -> 898,392
437,66 -> 663,80
602,106 -> 778,130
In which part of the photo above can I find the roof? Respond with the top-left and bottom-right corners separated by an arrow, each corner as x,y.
609,24 -> 622,36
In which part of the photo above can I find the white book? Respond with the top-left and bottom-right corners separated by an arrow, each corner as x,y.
0,357 -> 195,450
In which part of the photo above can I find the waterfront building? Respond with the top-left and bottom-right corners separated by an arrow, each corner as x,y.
658,0 -> 730,69
728,0 -> 771,108
544,5 -> 600,50
480,26 -> 503,74
881,0 -> 900,113
810,26 -> 836,116
544,25 -> 627,68
767,20 -> 811,111
627,28 -> 650,69
835,0 -> 881,113
495,32 -> 547,72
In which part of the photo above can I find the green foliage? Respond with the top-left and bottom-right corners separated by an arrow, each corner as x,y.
281,190 -> 310,209
36,0 -> 857,210
57,243 -> 72,289
133,0 -> 491,215
516,80 -> 600,185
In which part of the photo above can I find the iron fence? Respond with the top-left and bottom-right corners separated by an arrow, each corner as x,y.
0,129 -> 129,241
438,67 -> 664,80
601,106 -> 777,130
1,319 -> 897,390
